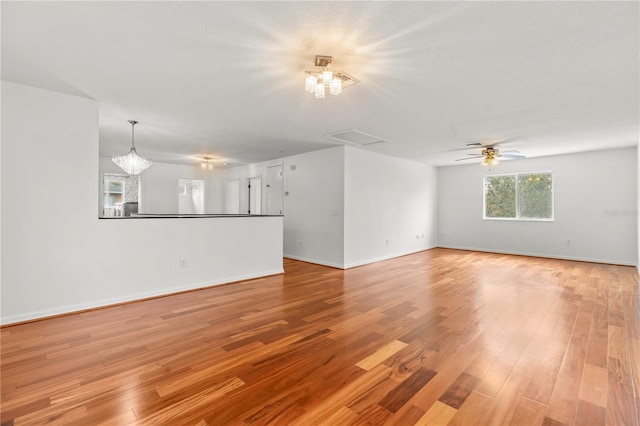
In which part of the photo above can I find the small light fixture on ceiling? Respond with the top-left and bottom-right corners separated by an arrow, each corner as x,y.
305,55 -> 359,99
481,147 -> 499,167
112,120 -> 153,175
201,156 -> 214,170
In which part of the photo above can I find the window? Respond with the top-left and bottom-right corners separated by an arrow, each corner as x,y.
102,173 -> 139,217
104,179 -> 124,208
484,172 -> 553,220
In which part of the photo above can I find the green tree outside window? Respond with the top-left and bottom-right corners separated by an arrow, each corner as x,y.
484,172 -> 553,220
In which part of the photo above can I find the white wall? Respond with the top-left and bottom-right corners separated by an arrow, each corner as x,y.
99,156 -> 225,214
280,147 -> 345,267
134,146 -> 346,268
141,160 -> 224,214
222,146 -> 439,269
221,161 -> 283,215
220,147 -> 345,267
438,147 -> 638,265
637,143 -> 640,271
1,81 -> 283,324
344,146 -> 438,268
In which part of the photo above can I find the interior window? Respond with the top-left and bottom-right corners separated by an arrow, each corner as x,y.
103,173 -> 139,217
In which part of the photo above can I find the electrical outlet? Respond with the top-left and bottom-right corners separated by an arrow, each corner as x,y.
299,240 -> 303,247
385,239 -> 389,246
179,259 -> 187,268
565,239 -> 571,246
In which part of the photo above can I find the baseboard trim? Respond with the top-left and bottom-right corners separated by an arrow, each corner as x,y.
283,254 -> 345,269
437,245 -> 636,267
343,247 -> 437,269
284,247 -> 437,270
0,269 -> 284,327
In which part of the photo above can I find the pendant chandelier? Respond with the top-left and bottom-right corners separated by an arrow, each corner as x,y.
112,120 -> 152,175
304,55 -> 359,99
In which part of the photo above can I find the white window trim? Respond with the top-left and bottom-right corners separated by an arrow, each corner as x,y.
483,171 -> 554,221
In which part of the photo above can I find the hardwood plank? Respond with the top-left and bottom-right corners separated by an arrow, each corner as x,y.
585,317 -> 608,368
607,356 -> 637,425
477,370 -> 531,425
437,372 -> 480,410
510,397 -> 547,425
402,335 -> 486,411
544,310 -> 592,425
447,391 -> 494,426
575,399 -> 606,426
523,339 -> 567,404
415,400 -> 457,425
512,333 -> 551,378
323,407 -> 362,425
578,364 -> 607,407
348,404 -> 393,425
138,377 -> 246,425
382,404 -> 425,425
290,364 -> 392,424
1,249 -> 637,425
356,340 -> 408,371
607,325 -> 628,360
378,367 -> 438,413
629,337 -> 640,405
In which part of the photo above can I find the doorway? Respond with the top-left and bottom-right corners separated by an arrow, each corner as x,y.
248,177 -> 262,215
178,178 -> 204,214
226,180 -> 240,214
266,165 -> 283,215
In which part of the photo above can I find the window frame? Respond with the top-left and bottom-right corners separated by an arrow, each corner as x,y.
483,171 -> 554,222
103,178 -> 126,208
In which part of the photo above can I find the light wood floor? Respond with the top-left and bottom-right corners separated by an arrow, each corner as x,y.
1,249 -> 639,425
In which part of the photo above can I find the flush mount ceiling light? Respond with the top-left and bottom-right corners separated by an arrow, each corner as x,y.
200,156 -> 214,170
112,120 -> 152,175
305,55 -> 359,99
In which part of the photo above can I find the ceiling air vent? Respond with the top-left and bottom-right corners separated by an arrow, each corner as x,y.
325,129 -> 387,147
333,72 -> 360,89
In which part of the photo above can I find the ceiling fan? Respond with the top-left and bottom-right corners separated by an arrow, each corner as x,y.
455,141 -> 525,166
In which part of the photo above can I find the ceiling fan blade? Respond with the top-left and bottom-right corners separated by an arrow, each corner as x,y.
455,156 -> 483,161
465,136 -> 520,148
451,145 -> 480,152
501,154 -> 526,159
500,149 -> 520,154
491,136 -> 520,146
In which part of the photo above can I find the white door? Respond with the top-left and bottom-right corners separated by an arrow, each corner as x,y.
266,165 -> 283,215
248,177 -> 262,215
225,180 -> 240,214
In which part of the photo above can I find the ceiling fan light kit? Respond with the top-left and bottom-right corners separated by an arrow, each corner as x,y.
481,148 -> 499,167
455,141 -> 526,167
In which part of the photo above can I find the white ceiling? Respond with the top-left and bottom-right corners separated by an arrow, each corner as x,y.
2,1 -> 638,167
